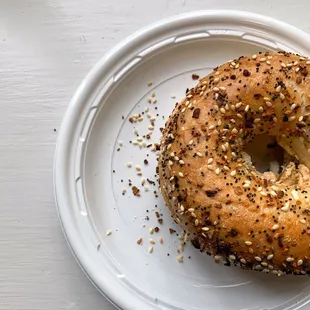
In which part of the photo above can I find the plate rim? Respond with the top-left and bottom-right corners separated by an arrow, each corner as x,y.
54,10 -> 310,310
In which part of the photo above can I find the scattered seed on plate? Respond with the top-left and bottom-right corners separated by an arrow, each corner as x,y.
148,246 -> 154,253
127,162 -> 132,168
137,237 -> 143,245
177,255 -> 184,263
106,230 -> 112,236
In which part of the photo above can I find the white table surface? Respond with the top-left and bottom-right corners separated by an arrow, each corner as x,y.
1,0 -> 310,309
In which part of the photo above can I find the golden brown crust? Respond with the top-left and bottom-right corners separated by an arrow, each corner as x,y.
158,51 -> 310,276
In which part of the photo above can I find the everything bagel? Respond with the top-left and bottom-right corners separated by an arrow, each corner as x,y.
158,51 -> 310,276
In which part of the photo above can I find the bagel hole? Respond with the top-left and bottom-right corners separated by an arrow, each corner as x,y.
243,134 -> 284,176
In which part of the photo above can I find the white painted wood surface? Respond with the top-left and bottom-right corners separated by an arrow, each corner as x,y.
1,0 -> 310,309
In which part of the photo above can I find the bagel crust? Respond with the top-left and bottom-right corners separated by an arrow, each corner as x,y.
158,51 -> 310,276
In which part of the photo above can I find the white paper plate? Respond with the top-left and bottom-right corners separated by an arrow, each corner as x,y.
54,10 -> 310,310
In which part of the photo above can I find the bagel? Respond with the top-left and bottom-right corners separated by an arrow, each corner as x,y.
158,51 -> 310,276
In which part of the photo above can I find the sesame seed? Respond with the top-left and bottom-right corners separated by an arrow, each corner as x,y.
286,257 -> 294,262
268,55 -> 273,60
135,165 -> 141,171
209,125 -> 215,130
177,255 -> 184,263
267,254 -> 274,260
291,103 -> 297,110
207,158 -> 214,164
149,227 -> 155,234
261,262 -> 268,267
137,238 -> 143,245
215,71 -> 220,76
168,160 -> 173,166
229,255 -> 236,261
219,86 -> 226,91
281,63 -> 286,68
178,172 -> 184,178
254,118 -> 261,123
202,227 -> 210,231
232,128 -> 238,134
214,77 -> 220,84
215,168 -> 221,175
260,191 -> 267,196
179,160 -> 185,165
270,190 -> 277,197
191,212 -> 196,218
188,208 -> 194,212
220,108 -> 226,114
259,107 -> 264,112
252,54 -> 257,59
221,144 -> 226,152
281,201 -> 290,212
276,85 -> 281,92
207,165 -> 213,170
240,258 -> 246,264
260,57 -> 266,62
263,97 -> 271,101
243,183 -> 250,188
213,87 -> 219,92
106,230 -> 112,236
255,256 -> 262,262
159,237 -> 163,244
266,61 -> 271,65
296,67 -> 300,72
244,105 -> 249,112
245,241 -> 252,246
231,152 -> 237,157
149,238 -> 155,244
300,219 -> 306,224
127,162 -> 132,168
148,246 -> 154,253
280,93 -> 285,100
288,116 -> 296,122
291,189 -> 299,201
148,125 -> 154,130
189,140 -> 193,145
194,219 -> 199,226
237,113 -> 242,119
223,165 -> 230,171
236,102 -> 242,108
214,255 -> 222,260
266,101 -> 272,107
196,152 -> 203,157
297,259 -> 303,266
272,224 -> 279,230
231,170 -> 236,176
